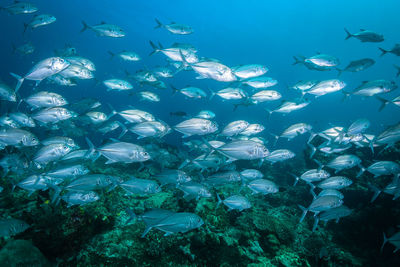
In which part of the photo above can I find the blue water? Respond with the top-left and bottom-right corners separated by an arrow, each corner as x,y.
2,0 -> 399,150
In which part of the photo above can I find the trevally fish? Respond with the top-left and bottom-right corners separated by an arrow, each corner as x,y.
247,179 -> 278,195
242,76 -> 277,89
64,56 -> 96,71
119,177 -> 161,195
155,169 -> 191,186
174,118 -> 218,138
379,44 -> 400,57
240,169 -> 264,181
142,212 -> 203,236
0,128 -> 38,148
250,90 -> 281,103
23,91 -> 67,110
344,28 -> 384,42
108,50 -> 141,61
209,140 -> 269,161
0,218 -> 29,237
211,87 -> 247,100
0,81 -> 16,102
128,121 -> 170,139
12,42 -> 35,55
313,205 -> 352,232
217,194 -> 251,211
337,58 -> 375,75
138,91 -> 160,102
81,21 -> 125,37
86,138 -> 150,164
118,109 -> 155,123
8,112 -> 35,127
1,1 -> 38,14
33,144 -> 73,166
154,19 -> 193,35
103,79 -> 133,91
265,149 -> 295,164
292,169 -> 330,186
61,191 -> 99,207
240,123 -> 265,136
358,161 -> 400,178
299,195 -> 343,222
293,54 -> 339,71
178,182 -> 212,201
32,107 -> 76,124
305,79 -> 346,97
24,14 -> 56,32
59,64 -> 94,80
221,120 -> 249,137
10,57 -> 70,91
171,85 -> 207,99
350,80 -> 397,97
266,98 -> 310,116
232,64 -> 268,79
195,110 -> 215,119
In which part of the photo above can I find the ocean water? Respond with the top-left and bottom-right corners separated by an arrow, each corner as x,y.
1,0 -> 400,266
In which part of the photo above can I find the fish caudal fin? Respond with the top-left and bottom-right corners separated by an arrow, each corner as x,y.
381,232 -> 388,252
378,47 -> 388,57
149,40 -> 159,56
344,28 -> 353,40
80,21 -> 89,33
376,96 -> 389,112
154,18 -> 163,29
9,72 -> 24,92
298,205 -> 308,223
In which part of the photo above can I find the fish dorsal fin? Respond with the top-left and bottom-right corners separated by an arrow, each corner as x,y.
360,29 -> 366,31
171,21 -> 176,24
101,21 -> 107,24
361,80 -> 368,84
316,51 -> 321,54
109,138 -> 119,143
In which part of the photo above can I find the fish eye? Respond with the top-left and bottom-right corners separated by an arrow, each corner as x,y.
64,146 -> 68,150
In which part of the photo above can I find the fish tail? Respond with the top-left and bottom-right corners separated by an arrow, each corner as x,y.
344,28 -> 353,40
356,165 -> 366,178
292,56 -> 302,65
170,84 -> 178,95
9,72 -> 24,92
125,208 -> 137,224
265,108 -> 273,120
381,232 -> 388,252
154,18 -> 163,29
289,173 -> 300,186
376,96 -> 389,112
378,47 -> 388,57
149,40 -> 159,56
298,205 -> 308,223
216,193 -> 222,208
178,159 -> 191,170
208,88 -> 216,100
308,143 -> 317,159
108,51 -> 115,59
369,184 -> 382,203
341,90 -> 351,102
394,64 -> 400,77
80,20 -> 89,33
23,23 -> 29,33
116,121 -> 128,139
85,137 -> 96,159
312,217 -> 320,232
313,159 -> 324,170
336,67 -> 343,76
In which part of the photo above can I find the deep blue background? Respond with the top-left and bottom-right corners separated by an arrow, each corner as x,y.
1,0 -> 400,150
